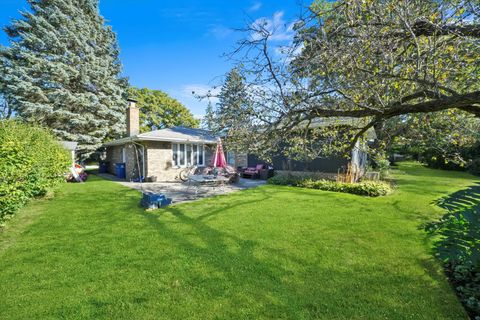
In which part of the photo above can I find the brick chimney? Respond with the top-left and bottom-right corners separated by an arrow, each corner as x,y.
126,98 -> 139,137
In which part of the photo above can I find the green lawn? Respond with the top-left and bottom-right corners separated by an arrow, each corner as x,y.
0,163 -> 476,319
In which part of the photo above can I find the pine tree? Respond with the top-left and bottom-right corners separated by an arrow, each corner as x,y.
202,100 -> 217,132
215,68 -> 253,153
216,68 -> 250,133
0,0 -> 128,156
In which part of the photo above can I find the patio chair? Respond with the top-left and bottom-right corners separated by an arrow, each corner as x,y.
242,164 -> 266,179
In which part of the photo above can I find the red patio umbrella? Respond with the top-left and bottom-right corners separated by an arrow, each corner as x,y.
211,138 -> 227,168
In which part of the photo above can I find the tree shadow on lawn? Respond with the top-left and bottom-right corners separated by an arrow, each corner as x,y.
137,187 -> 462,318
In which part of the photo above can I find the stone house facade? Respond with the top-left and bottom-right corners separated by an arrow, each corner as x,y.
103,100 -> 217,182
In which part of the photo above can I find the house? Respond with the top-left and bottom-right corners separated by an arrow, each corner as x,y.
228,118 -> 374,180
103,99 -> 372,182
102,99 -> 217,181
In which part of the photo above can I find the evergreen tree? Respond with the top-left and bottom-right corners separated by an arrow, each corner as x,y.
216,68 -> 250,133
214,68 -> 253,153
202,100 -> 217,132
0,0 -> 128,156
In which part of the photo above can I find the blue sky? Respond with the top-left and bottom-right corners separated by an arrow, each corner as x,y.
0,0 -> 306,117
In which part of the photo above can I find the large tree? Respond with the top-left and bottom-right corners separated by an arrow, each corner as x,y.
0,0 -> 128,156
227,0 -> 480,159
127,87 -> 199,132
204,68 -> 255,151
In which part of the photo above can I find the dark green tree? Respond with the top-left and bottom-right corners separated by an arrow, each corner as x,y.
202,100 -> 216,131
0,0 -> 128,156
127,87 -> 199,132
214,68 -> 254,153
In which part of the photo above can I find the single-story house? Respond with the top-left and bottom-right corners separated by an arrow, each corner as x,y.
102,99 -> 218,181
103,99 -> 372,182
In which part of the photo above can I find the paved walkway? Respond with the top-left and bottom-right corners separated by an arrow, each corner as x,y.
96,173 -> 266,204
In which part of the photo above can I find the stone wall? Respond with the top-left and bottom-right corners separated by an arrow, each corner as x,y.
145,141 -> 180,181
105,144 -> 143,181
145,142 -> 216,182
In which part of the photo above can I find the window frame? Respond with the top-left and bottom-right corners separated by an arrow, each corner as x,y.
172,143 -> 206,168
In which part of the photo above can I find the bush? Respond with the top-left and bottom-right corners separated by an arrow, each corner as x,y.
426,192 -> 480,319
266,175 -> 303,186
0,120 -> 70,222
268,176 -> 393,197
468,158 -> 480,176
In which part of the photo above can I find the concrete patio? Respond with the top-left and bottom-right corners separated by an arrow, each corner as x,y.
96,173 -> 266,204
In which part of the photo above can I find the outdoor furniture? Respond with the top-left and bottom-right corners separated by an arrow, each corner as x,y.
242,164 -> 266,179
259,167 -> 274,180
186,175 -> 230,197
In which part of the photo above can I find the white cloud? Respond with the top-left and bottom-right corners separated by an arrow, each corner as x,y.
208,24 -> 234,39
249,2 -> 262,12
251,11 -> 296,42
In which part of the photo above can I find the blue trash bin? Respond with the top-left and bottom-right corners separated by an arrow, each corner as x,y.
115,163 -> 126,179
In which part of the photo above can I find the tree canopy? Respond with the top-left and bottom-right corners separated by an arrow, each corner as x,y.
221,0 -> 480,160
0,0 -> 128,156
127,87 -> 199,132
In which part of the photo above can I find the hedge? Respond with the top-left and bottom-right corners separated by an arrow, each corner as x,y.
0,120 -> 70,223
267,175 -> 393,197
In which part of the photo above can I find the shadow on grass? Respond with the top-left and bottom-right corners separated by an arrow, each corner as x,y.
136,186 -> 464,318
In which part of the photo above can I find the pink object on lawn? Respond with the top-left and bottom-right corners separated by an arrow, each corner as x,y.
211,138 -> 227,168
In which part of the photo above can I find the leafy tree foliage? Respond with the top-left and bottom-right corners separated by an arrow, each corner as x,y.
0,0 -> 128,156
127,87 -> 199,132
384,111 -> 480,170
0,120 -> 70,222
226,0 -> 480,160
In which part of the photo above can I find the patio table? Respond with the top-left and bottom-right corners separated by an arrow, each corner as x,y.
186,175 -> 230,196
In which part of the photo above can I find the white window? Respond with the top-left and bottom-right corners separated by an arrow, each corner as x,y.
172,143 -> 205,167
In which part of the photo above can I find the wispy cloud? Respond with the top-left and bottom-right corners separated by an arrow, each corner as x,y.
207,24 -> 234,39
248,2 -> 262,12
251,11 -> 296,42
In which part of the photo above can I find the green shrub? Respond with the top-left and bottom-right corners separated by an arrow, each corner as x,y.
268,175 -> 393,197
266,175 -> 303,186
468,158 -> 480,176
426,188 -> 480,319
298,179 -> 392,197
0,120 -> 70,222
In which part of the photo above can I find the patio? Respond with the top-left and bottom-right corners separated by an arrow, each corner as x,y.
96,173 -> 266,204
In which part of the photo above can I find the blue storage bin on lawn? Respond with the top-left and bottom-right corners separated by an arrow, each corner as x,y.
115,163 -> 126,179
141,192 -> 172,209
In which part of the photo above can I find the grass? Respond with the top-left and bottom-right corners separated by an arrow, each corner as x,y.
0,162 -> 476,319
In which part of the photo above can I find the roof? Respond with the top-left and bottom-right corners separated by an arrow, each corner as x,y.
60,141 -> 78,151
103,126 -> 218,147
289,117 -> 377,141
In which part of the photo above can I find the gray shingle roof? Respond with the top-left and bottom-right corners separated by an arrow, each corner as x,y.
103,126 -> 218,147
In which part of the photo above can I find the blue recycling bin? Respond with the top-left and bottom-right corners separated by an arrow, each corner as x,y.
115,163 -> 126,179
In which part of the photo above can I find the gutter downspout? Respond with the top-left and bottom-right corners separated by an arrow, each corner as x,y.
132,140 -> 146,180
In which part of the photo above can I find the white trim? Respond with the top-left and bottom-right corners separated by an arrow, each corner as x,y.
172,143 -> 205,168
